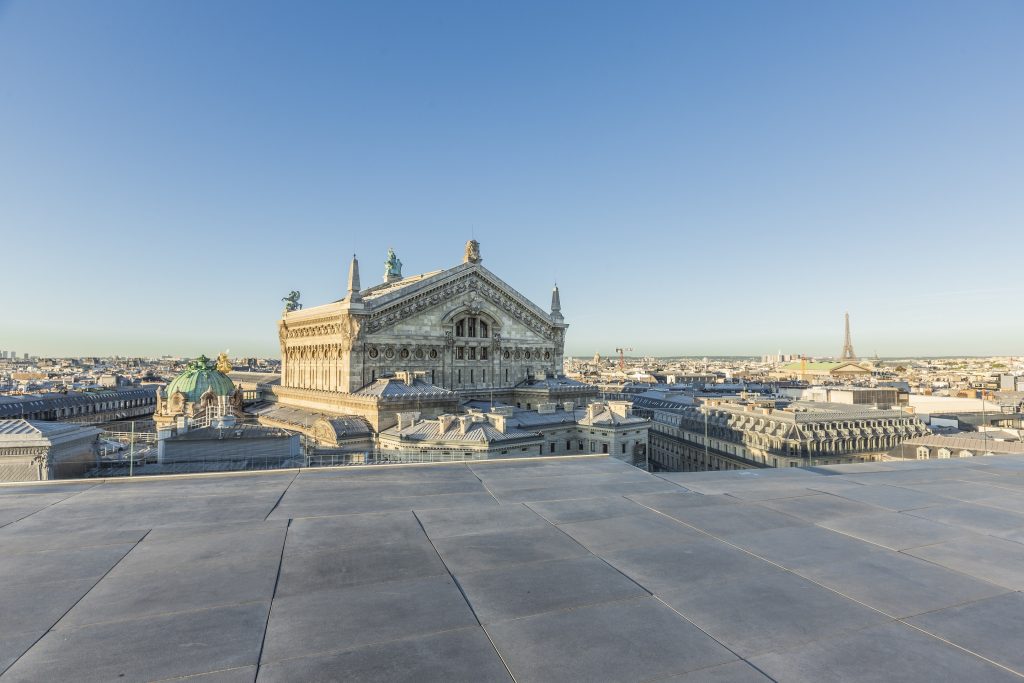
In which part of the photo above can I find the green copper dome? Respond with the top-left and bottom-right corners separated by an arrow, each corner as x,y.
165,355 -> 235,403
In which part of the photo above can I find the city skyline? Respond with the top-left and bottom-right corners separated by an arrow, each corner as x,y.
2,1 -> 1022,357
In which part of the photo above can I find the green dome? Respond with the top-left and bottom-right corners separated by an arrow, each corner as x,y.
165,355 -> 235,403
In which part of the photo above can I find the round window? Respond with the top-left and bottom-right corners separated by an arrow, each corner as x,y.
524,351 -> 531,360
429,349 -> 438,359
385,348 -> 395,360
400,349 -> 410,359
415,348 -> 425,360
503,350 -> 511,360
544,351 -> 551,360
368,348 -> 379,359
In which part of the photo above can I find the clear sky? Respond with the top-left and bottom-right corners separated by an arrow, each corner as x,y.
1,0 -> 1021,359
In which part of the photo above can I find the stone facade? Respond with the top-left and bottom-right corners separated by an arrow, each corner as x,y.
277,243 -> 567,397
269,242 -> 590,442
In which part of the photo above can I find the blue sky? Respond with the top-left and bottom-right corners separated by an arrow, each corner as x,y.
1,0 -> 1021,358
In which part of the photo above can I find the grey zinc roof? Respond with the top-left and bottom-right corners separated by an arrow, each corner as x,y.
4,455 -> 1024,680
351,376 -> 456,398
385,418 -> 539,443
0,387 -> 157,418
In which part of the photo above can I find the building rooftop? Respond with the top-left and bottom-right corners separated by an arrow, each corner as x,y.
3,455 -> 1024,681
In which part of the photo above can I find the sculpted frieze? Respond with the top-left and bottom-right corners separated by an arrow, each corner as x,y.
365,273 -> 554,339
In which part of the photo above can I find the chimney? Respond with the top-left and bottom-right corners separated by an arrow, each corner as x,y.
437,414 -> 456,433
396,411 -> 421,430
486,413 -> 507,433
458,416 -> 472,435
562,401 -> 575,412
608,401 -> 631,418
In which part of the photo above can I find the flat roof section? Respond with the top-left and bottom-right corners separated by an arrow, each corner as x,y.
2,455 -> 1024,681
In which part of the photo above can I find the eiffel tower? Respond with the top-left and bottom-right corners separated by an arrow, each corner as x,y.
840,312 -> 857,361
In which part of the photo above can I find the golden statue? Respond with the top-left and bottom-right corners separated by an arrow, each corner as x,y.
216,352 -> 232,374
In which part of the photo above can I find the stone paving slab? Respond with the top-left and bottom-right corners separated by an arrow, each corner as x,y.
431,525 -> 588,574
486,597 -> 737,683
602,537 -> 773,594
904,535 -> 1024,590
2,602 -> 270,683
824,483 -> 956,511
285,510 -> 426,550
256,627 -> 513,683
276,537 -> 447,597
415,503 -> 547,539
657,501 -> 809,536
557,510 -> 706,552
791,547 -> 1010,618
755,492 -> 888,522
818,510 -> 975,550
659,569 -> 890,657
260,574 -> 477,664
0,543 -> 136,589
657,660 -> 772,682
456,555 -> 649,624
904,501 -> 1024,534
58,526 -> 286,628
905,592 -> 1024,675
750,620 -> 1022,682
524,495 -> 649,524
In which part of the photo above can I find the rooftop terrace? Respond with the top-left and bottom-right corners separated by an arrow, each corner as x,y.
3,455 -> 1024,681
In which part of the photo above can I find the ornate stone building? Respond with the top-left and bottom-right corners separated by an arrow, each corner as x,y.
153,354 -> 244,430
269,241 -> 591,439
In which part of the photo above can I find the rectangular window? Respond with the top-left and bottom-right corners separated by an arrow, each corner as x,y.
468,347 -> 477,360
458,369 -> 462,383
481,348 -> 488,360
480,321 -> 488,337
456,347 -> 464,360
482,369 -> 486,382
621,443 -> 626,454
578,440 -> 584,450
602,444 -> 609,454
549,443 -> 555,453
470,369 -> 474,383
467,318 -> 476,337
566,440 -> 572,450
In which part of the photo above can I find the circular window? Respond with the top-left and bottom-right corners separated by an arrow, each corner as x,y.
503,350 -> 510,360
400,348 -> 410,360
384,348 -> 395,360
429,349 -> 438,359
544,351 -> 551,360
514,350 -> 522,360
524,351 -> 531,360
414,348 -> 424,360
368,348 -> 379,359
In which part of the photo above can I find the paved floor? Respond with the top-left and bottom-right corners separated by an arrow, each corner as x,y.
2,455 -> 1024,681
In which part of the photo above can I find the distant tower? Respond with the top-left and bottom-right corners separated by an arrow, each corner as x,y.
840,312 -> 857,361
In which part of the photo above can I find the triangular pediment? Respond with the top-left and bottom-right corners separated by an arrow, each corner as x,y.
362,264 -> 557,339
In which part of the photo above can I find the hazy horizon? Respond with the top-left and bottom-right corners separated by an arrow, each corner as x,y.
2,1 -> 1021,358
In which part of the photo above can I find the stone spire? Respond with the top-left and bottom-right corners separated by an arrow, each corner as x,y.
550,284 -> 563,322
346,254 -> 362,303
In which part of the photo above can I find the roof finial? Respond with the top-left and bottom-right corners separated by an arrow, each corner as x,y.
550,283 -> 563,322
346,254 -> 362,302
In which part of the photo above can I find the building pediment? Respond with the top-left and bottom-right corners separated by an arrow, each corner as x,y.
362,264 -> 560,340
